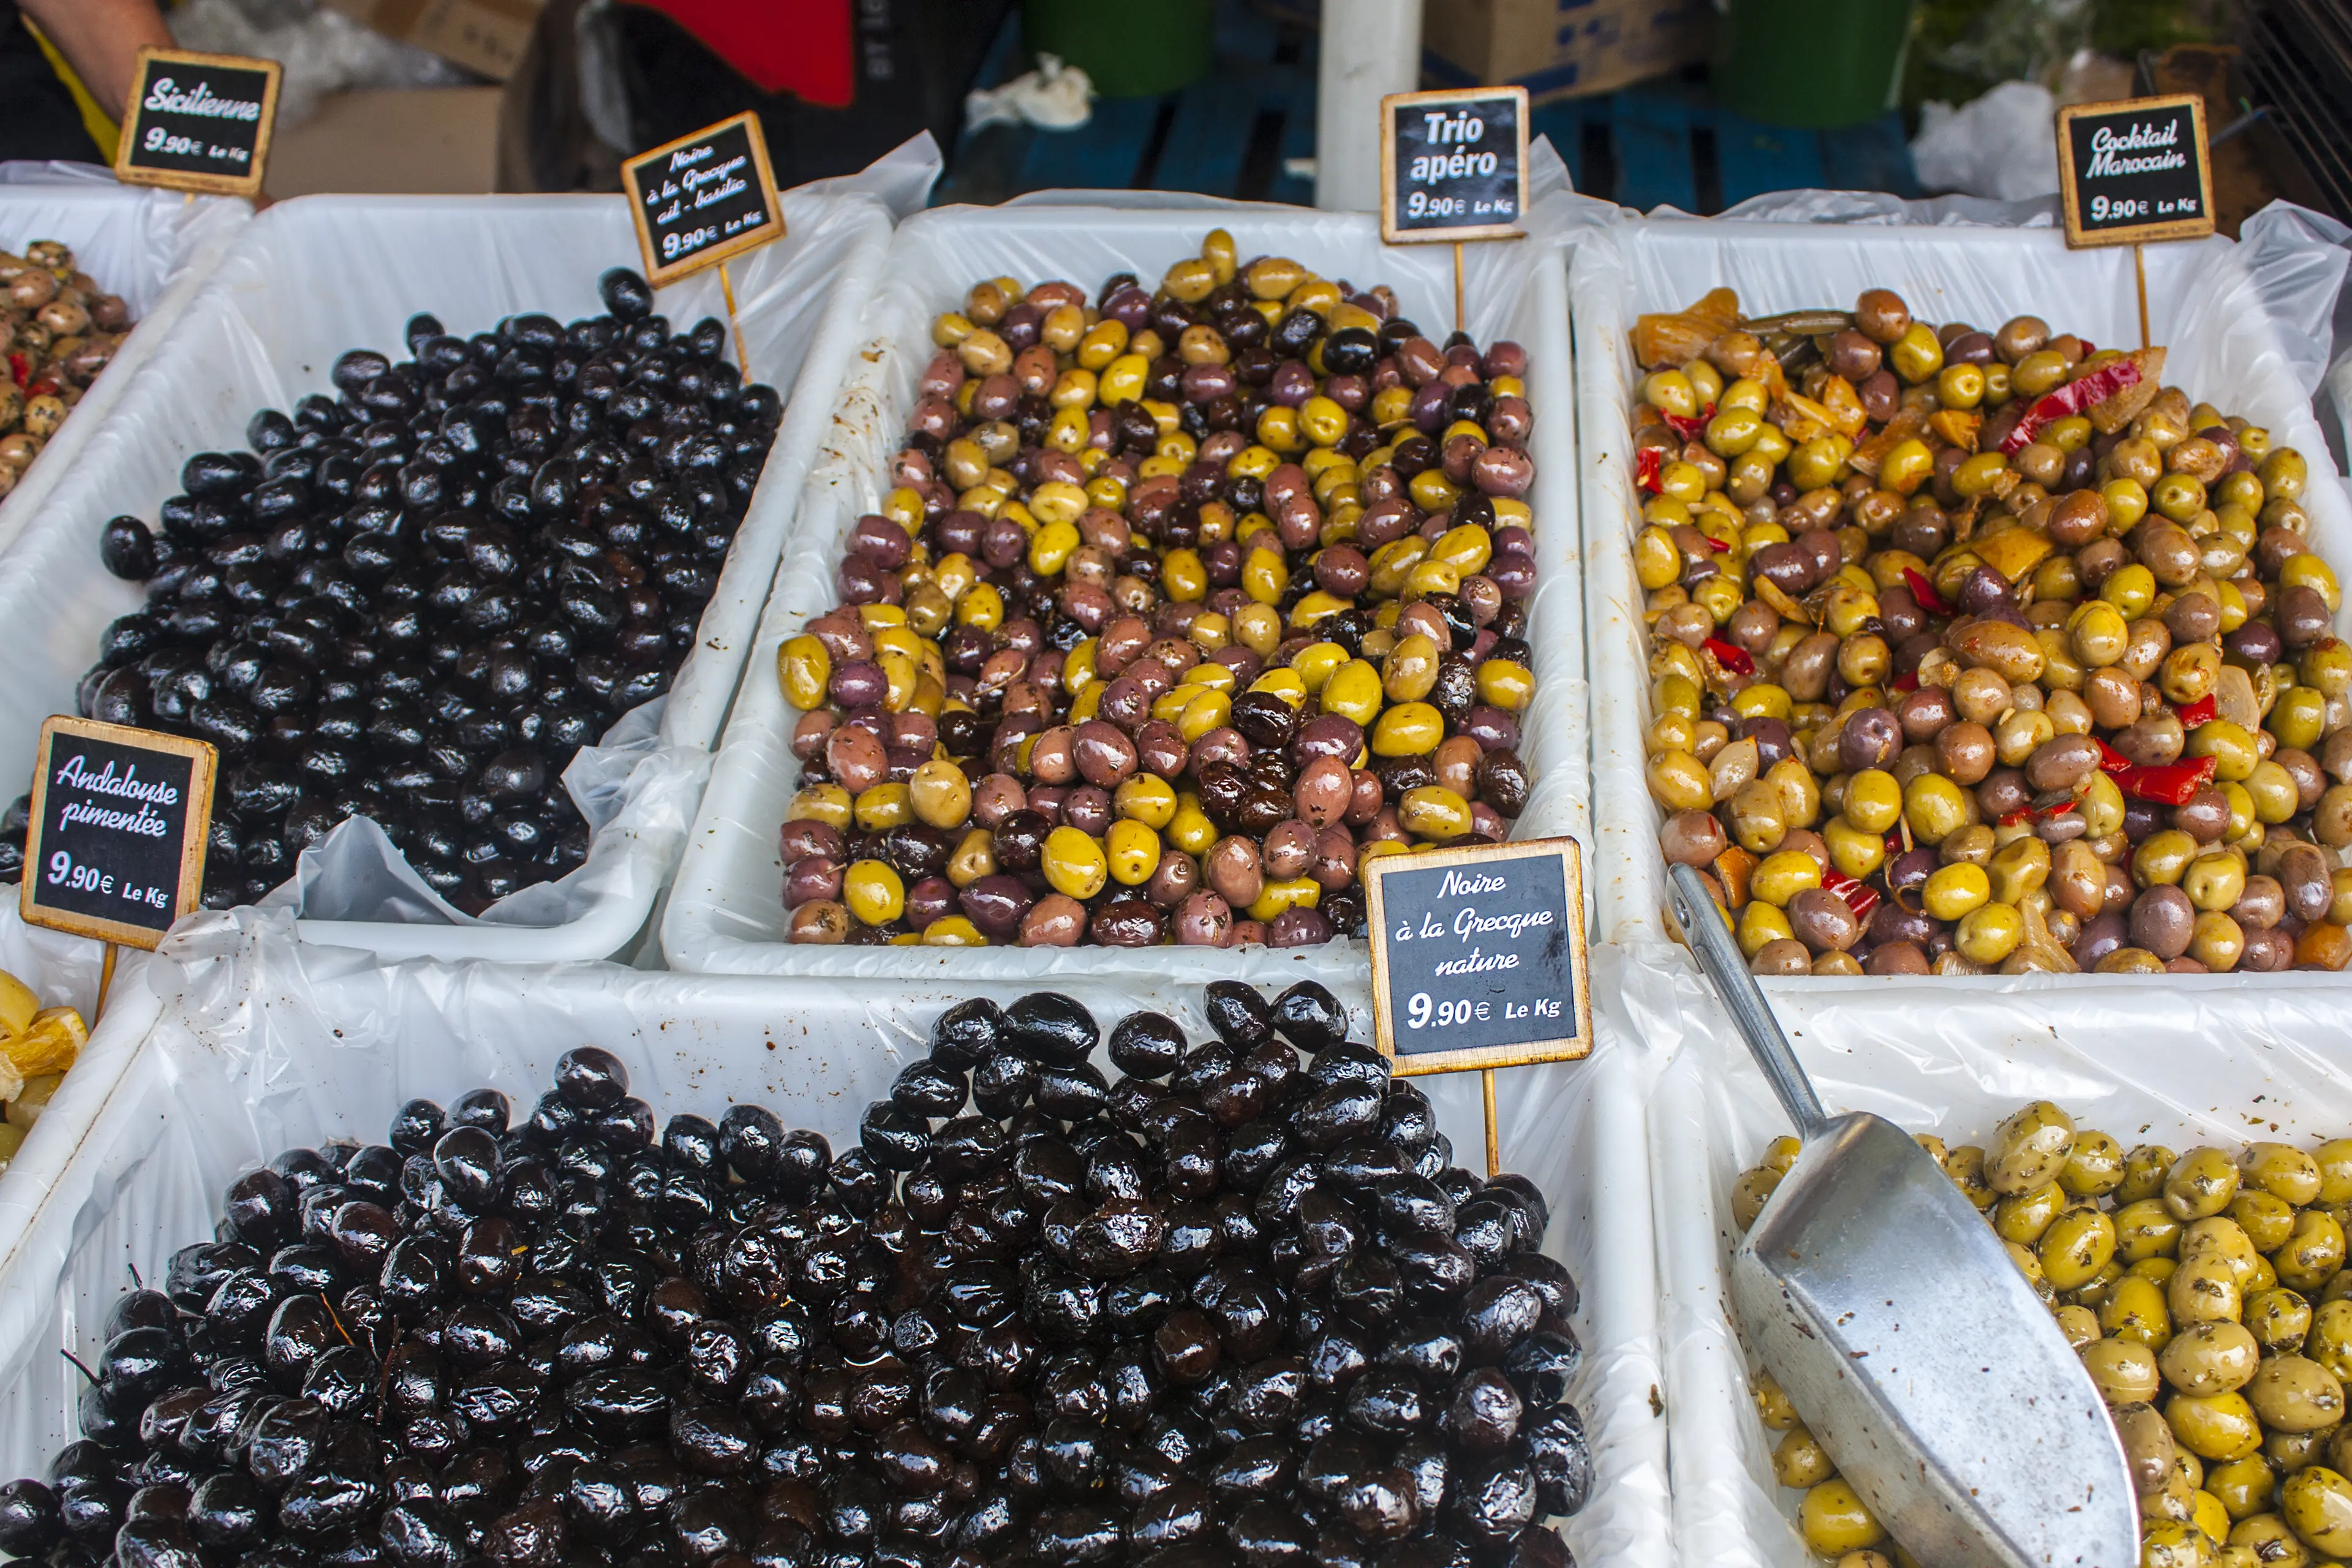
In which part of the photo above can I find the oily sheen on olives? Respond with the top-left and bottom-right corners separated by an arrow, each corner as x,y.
1,268 -> 781,908
776,229 -> 1542,950
1738,1106 -> 2352,1568
0,983 -> 1586,1568
1632,285 -> 2352,978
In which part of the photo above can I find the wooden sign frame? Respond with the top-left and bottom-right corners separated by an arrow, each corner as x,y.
620,111 -> 786,288
2056,92 -> 2215,249
1363,836 -> 1594,1077
1379,85 -> 1531,247
112,46 -> 282,199
21,717 -> 216,951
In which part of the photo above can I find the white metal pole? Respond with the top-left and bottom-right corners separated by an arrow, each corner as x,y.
1315,0 -> 1425,211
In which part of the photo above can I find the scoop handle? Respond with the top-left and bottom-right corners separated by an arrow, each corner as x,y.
1667,862 -> 1826,1136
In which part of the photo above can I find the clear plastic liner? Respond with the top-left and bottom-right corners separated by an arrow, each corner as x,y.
0,148 -> 922,963
1573,203 -> 2352,954
662,175 -> 1613,980
0,905 -> 159,1300
1624,935 -> 2352,1568
0,909 -> 1672,1568
0,164 -> 249,556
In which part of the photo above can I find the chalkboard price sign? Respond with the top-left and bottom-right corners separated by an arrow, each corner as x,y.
21,718 -> 216,950
113,47 -> 281,199
2056,93 -> 2214,249
1363,837 -> 1593,1076
621,111 -> 786,288
1380,86 -> 1531,246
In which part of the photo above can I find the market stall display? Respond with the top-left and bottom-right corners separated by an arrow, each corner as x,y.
48,266 -> 780,915
0,980 -> 1588,1568
1632,280 -> 2342,976
0,925 -> 1669,1568
662,196 -> 1589,981
1575,213 -> 2352,971
1637,951 -> 2352,1568
771,228 -> 1539,952
0,190 -> 896,963
0,242 -> 135,503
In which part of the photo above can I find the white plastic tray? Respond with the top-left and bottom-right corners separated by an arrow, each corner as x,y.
1627,941 -> 2352,1568
0,168 -> 247,556
663,197 -> 1591,981
1574,216 -> 2352,959
0,190 -> 894,964
0,910 -> 1672,1568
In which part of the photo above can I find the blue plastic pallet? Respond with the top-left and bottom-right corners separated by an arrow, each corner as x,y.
935,1 -> 1918,213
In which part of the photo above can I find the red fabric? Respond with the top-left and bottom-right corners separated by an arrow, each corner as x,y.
624,0 -> 856,107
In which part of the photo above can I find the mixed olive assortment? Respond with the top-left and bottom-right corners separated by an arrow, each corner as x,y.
0,239 -> 133,499
777,230 -> 1541,949
0,982 -> 1588,1568
1632,287 -> 2351,975
6,268 -> 780,911
1737,1104 -> 2352,1568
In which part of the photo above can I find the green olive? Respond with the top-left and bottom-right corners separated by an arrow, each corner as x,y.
1772,1425 -> 1834,1488
2040,1205 -> 2120,1290
2064,1129 -> 2129,1198
2304,1302 -> 2352,1382
2209,1460 -> 2279,1525
2226,1512 -> 2307,1568
2250,1289 -> 2316,1355
2168,1389 -> 2266,1461
1988,1100 -> 2079,1194
2124,1146 -> 2183,1205
2172,1252 -> 2248,1326
2106,1273 -> 2178,1348
2278,1211 -> 2349,1295
2084,1335 -> 2164,1404
2231,1189 -> 2301,1253
2159,1321 -> 2263,1396
2119,1197 -> 2188,1263
1993,1181 -> 2068,1245
2282,1465 -> 2352,1555
2246,1354 -> 2348,1433
2170,1149 -> 2245,1223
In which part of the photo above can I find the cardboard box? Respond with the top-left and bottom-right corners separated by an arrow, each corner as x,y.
263,86 -> 505,198
1422,0 -> 1711,102
322,0 -> 544,81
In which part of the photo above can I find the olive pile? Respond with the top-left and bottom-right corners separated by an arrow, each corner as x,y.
13,268 -> 780,911
1735,1103 -> 2352,1567
1632,286 -> 2352,976
777,229 -> 1540,949
0,982 -> 1588,1568
0,239 -> 133,498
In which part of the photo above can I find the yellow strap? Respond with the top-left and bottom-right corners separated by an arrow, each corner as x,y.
22,18 -> 123,164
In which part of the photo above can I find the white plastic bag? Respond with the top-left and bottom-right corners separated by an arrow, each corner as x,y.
1910,81 -> 2063,203
0,164 -> 249,556
0,910 -> 1673,1568
1625,937 -> 2352,1568
662,183 -> 1609,980
1573,205 -> 2352,964
0,148 -> 921,963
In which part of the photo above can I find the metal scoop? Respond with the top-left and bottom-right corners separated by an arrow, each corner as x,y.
1667,864 -> 2136,1568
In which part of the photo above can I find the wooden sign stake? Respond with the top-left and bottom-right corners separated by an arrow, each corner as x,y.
1480,1068 -> 1499,1178
718,260 -> 750,379
93,943 -> 116,1028
2135,246 -> 2151,350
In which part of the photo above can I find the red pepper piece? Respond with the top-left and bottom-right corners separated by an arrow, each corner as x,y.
1901,567 -> 1953,617
6,353 -> 26,388
1660,402 -> 1716,443
1821,868 -> 1880,922
1700,532 -> 1728,553
1999,808 -> 2031,827
1636,446 -> 1664,495
2120,756 -> 2217,806
1703,637 -> 1754,677
2175,694 -> 2217,728
1890,671 -> 1918,693
2095,737 -> 2135,774
1999,358 -> 2139,456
